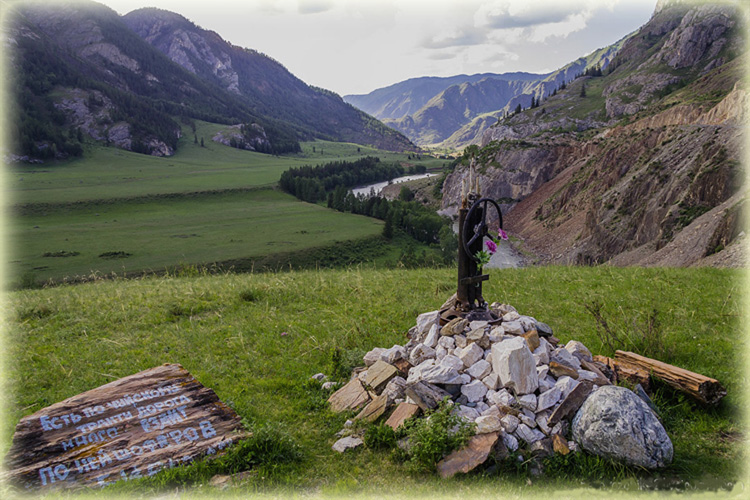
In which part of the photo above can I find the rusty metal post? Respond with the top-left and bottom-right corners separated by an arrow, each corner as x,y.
456,204 -> 470,310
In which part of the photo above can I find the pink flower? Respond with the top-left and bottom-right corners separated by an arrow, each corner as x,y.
485,239 -> 497,254
280,332 -> 289,337
498,228 -> 508,240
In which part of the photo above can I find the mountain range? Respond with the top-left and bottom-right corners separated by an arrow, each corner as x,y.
345,38 -> 628,149
5,1 -> 414,160
440,0 -> 746,267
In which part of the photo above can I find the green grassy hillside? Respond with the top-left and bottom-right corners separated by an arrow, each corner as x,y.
4,266 -> 744,495
10,190 -> 385,284
8,125 -> 448,287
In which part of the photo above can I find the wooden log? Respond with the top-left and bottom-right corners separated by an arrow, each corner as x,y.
3,364 -> 249,490
614,350 -> 726,405
594,354 -> 652,390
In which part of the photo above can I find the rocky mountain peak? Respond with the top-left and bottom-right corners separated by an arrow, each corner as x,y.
440,2 -> 745,268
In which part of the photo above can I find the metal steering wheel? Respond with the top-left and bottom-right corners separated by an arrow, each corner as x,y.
462,197 -> 503,262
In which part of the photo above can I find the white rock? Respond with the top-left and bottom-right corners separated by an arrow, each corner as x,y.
489,326 -> 505,342
406,359 -> 435,383
565,340 -> 593,362
364,347 -> 386,366
568,441 -> 579,453
536,414 -> 551,435
409,343 -> 436,366
476,415 -> 503,434
455,405 -> 480,422
475,402 -> 489,414
533,350 -> 549,366
423,324 -> 440,348
518,316 -> 537,332
435,345 -> 447,360
409,359 -> 461,384
537,387 -> 562,412
466,359 -> 492,380
551,421 -> 565,436
502,321 -> 524,335
447,374 -> 472,385
461,379 -> 488,403
416,310 -> 439,335
577,370 -> 598,381
538,337 -> 552,354
312,373 -> 327,381
332,436 -> 363,452
440,354 -> 464,372
322,381 -> 338,390
438,336 -> 455,349
551,348 -> 581,370
482,372 -> 501,391
460,343 -> 485,368
358,370 -> 368,382
537,365 -> 549,380
502,311 -> 520,322
491,337 -> 539,395
497,304 -> 518,315
502,432 -> 519,451
489,388 -> 516,407
520,410 -> 537,427
518,394 -> 537,412
481,405 -> 501,417
515,424 -> 545,444
454,334 -> 468,349
383,376 -> 407,401
470,320 -> 489,330
538,375 -> 555,393
555,376 -> 580,398
381,345 -> 406,364
500,414 -> 520,433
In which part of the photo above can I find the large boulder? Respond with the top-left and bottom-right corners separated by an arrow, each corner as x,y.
572,385 -> 673,469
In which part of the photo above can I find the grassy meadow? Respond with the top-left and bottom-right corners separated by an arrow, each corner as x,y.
7,123 -> 448,287
4,266 -> 745,496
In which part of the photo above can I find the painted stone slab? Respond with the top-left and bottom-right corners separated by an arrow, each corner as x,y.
4,363 -> 249,490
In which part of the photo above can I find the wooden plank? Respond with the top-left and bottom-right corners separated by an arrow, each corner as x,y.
3,364 -> 249,491
615,350 -> 727,405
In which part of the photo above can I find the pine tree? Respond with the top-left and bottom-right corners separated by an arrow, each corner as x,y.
200,137 -> 205,147
383,213 -> 394,239
580,83 -> 587,98
194,134 -> 198,144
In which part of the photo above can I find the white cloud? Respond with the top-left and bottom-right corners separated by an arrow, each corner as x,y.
297,0 -> 334,15
422,26 -> 486,49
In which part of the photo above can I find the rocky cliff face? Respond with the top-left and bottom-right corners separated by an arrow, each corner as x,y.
441,2 -> 745,267
123,8 -> 415,152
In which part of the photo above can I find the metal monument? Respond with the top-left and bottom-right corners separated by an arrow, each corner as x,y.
441,160 -> 503,325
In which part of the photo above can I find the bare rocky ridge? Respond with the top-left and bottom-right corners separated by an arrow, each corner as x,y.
440,2 -> 746,268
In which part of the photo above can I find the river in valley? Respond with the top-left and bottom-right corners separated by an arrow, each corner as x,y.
351,173 -> 435,197
352,173 -> 524,269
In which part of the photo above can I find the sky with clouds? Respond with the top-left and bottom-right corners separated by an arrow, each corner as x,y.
99,0 -> 657,96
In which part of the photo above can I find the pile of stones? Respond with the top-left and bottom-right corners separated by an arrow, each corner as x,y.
325,296 -> 673,477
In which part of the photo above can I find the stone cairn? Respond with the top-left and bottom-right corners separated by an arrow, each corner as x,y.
323,295 -> 674,477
